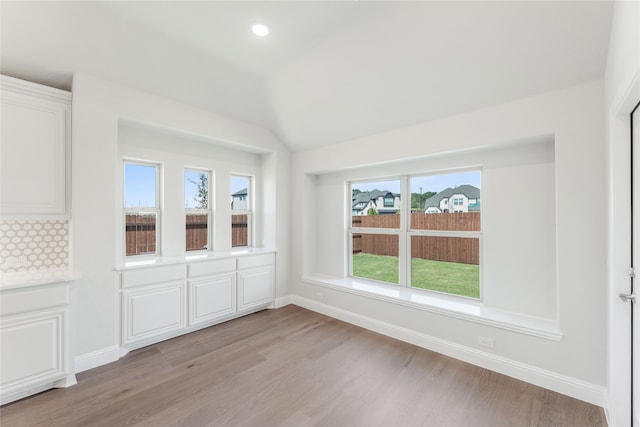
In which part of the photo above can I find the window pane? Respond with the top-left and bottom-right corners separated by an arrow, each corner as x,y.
231,176 -> 249,211
410,171 -> 481,231
410,235 -> 479,298
125,213 -> 156,256
125,163 -> 157,208
351,233 -> 399,284
351,179 -> 400,228
184,170 -> 209,209
186,213 -> 208,251
232,214 -> 248,247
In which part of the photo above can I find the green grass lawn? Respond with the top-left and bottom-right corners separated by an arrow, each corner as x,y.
352,253 -> 479,298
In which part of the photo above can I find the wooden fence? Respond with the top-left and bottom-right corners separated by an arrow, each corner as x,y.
125,214 -> 248,255
186,214 -> 208,251
231,214 -> 248,247
125,214 -> 156,256
352,212 -> 480,231
352,212 -> 480,265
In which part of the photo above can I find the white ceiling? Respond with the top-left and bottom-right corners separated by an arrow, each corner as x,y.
1,1 -> 613,152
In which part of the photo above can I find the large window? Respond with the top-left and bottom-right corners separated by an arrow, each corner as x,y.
349,170 -> 481,299
124,161 -> 160,256
184,169 -> 211,251
231,175 -> 252,247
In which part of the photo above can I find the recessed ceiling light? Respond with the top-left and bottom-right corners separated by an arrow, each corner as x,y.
252,24 -> 269,37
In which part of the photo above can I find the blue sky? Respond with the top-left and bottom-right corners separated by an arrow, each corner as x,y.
351,171 -> 481,195
231,176 -> 249,195
124,163 -> 157,208
125,165 -> 250,208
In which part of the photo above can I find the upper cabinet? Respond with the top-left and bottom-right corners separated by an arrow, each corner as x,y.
1,76 -> 71,219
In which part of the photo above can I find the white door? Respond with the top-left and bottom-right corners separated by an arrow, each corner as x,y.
632,103 -> 640,427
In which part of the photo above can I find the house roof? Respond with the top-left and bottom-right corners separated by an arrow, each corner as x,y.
232,188 -> 248,197
424,185 -> 480,210
352,190 -> 399,210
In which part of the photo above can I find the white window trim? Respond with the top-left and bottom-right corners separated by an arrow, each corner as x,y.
348,171 -> 482,300
123,159 -> 161,258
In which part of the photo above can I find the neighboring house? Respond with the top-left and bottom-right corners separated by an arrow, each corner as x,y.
352,190 -> 400,215
231,188 -> 248,210
424,185 -> 480,213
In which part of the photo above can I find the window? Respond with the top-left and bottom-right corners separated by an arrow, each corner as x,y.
185,169 -> 211,251
124,161 -> 160,256
384,194 -> 395,207
350,179 -> 400,284
349,170 -> 481,299
231,175 -> 252,247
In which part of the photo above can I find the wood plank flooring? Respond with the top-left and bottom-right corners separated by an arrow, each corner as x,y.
1,305 -> 607,426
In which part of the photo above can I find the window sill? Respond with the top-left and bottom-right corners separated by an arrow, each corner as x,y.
302,273 -> 562,342
115,248 -> 276,271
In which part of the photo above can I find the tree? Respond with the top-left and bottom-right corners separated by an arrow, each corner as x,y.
367,207 -> 378,215
411,191 -> 436,210
187,173 -> 208,209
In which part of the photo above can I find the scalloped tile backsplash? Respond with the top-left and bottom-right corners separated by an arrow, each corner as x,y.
0,220 -> 69,273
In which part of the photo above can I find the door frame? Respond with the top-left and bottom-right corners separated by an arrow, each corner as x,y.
609,70 -> 640,426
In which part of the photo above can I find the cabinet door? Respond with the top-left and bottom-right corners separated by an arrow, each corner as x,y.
0,309 -> 66,398
237,268 -> 273,311
189,273 -> 236,326
122,282 -> 186,345
1,84 -> 70,217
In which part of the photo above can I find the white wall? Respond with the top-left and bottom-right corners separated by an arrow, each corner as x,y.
605,1 -> 640,425
292,80 -> 607,403
72,73 -> 290,365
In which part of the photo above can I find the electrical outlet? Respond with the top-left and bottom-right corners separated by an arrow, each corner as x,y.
478,336 -> 495,349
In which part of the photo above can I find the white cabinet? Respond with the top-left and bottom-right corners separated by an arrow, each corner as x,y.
188,258 -> 237,326
0,282 -> 76,405
0,75 -> 71,218
237,253 -> 274,312
189,274 -> 236,326
119,252 -> 275,354
237,269 -> 274,311
120,265 -> 187,347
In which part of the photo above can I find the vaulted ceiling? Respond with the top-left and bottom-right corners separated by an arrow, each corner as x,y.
1,1 -> 613,152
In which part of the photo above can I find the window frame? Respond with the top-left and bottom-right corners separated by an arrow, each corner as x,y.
123,159 -> 161,258
348,170 -> 482,300
184,168 -> 212,252
231,174 -> 253,248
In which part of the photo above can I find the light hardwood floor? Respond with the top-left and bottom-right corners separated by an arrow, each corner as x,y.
1,305 -> 606,426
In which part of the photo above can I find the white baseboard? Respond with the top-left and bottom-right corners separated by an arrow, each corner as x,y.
75,345 -> 119,374
271,294 -> 293,309
292,295 -> 607,407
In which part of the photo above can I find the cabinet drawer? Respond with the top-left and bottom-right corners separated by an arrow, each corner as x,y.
237,253 -> 273,270
189,258 -> 236,278
121,265 -> 187,288
122,282 -> 186,344
1,284 -> 69,316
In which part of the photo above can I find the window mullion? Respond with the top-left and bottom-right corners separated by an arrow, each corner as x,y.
399,176 -> 409,287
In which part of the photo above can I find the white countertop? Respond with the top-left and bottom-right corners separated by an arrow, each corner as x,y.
114,247 -> 277,271
1,268 -> 81,290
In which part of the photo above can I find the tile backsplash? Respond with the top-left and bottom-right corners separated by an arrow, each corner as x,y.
0,220 -> 69,273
